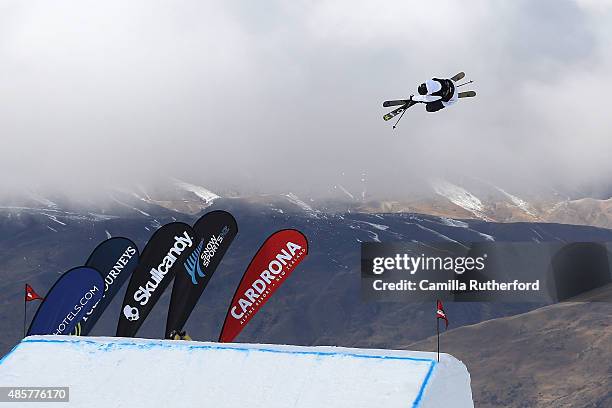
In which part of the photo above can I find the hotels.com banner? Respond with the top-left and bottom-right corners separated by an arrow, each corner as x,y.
219,229 -> 308,343
28,267 -> 104,336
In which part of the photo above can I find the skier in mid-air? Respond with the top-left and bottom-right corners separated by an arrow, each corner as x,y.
412,76 -> 460,112
382,72 -> 475,126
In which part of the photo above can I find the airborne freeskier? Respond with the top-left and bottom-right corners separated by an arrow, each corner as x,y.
382,72 -> 476,126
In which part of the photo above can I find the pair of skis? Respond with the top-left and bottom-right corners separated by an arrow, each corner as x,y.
382,72 -> 476,123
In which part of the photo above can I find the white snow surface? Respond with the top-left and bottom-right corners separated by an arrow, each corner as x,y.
0,336 -> 472,408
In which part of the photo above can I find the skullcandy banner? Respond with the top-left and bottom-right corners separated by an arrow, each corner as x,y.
165,210 -> 238,338
117,222 -> 196,337
72,237 -> 140,336
219,229 -> 308,343
28,267 -> 104,336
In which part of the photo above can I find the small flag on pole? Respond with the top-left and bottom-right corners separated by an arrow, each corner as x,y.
436,299 -> 448,328
25,284 -> 43,302
24,283 -> 44,339
435,299 -> 448,362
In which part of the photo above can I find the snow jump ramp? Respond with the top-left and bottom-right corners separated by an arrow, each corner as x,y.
0,336 -> 473,407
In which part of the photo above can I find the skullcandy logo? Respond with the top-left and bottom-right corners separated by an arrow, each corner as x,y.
123,305 -> 139,321
133,231 -> 193,305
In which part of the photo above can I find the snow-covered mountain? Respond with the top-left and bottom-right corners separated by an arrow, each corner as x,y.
2,181 -> 612,358
354,178 -> 612,229
1,179 -> 611,407
3,176 -> 611,231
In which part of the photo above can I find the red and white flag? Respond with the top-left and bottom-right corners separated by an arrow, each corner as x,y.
436,299 -> 448,329
25,284 -> 43,302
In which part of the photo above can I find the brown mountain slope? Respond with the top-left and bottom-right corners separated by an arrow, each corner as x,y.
409,286 -> 612,407
546,198 -> 612,230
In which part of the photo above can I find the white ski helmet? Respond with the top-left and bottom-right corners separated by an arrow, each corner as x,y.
418,79 -> 443,95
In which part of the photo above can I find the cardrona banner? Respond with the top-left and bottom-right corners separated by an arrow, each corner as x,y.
219,229 -> 308,343
27,267 -> 104,336
165,210 -> 238,338
117,222 -> 196,337
72,237 -> 139,336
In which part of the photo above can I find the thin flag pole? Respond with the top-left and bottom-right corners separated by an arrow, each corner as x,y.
436,317 -> 440,362
23,284 -> 26,338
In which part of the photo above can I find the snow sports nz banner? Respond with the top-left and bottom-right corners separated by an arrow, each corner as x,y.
165,210 -> 238,338
219,229 -> 308,343
27,267 -> 104,336
72,237 -> 139,336
117,222 -> 196,337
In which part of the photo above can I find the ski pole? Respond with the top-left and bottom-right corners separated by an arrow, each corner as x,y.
392,106 -> 408,129
456,80 -> 474,88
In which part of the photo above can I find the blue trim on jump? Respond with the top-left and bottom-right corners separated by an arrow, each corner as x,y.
412,358 -> 436,408
1,337 -> 437,407
0,342 -> 22,366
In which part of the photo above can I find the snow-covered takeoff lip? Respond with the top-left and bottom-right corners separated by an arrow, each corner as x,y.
0,336 -> 473,408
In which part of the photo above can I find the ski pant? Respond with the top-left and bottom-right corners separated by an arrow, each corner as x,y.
425,100 -> 445,113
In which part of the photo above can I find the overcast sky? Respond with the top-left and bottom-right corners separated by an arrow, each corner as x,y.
1,0 -> 611,198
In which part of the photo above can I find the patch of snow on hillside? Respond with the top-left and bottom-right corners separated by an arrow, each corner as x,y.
43,214 -> 67,226
173,179 -> 220,205
87,213 -> 118,221
26,192 -> 59,209
335,184 -> 355,200
473,231 -> 495,241
355,221 -> 389,231
348,223 -> 381,242
111,198 -> 151,217
432,217 -> 469,228
0,207 -> 115,222
369,232 -> 381,242
136,185 -> 153,201
285,193 -> 318,216
431,180 -> 488,220
494,187 -> 537,217
408,222 -> 469,247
